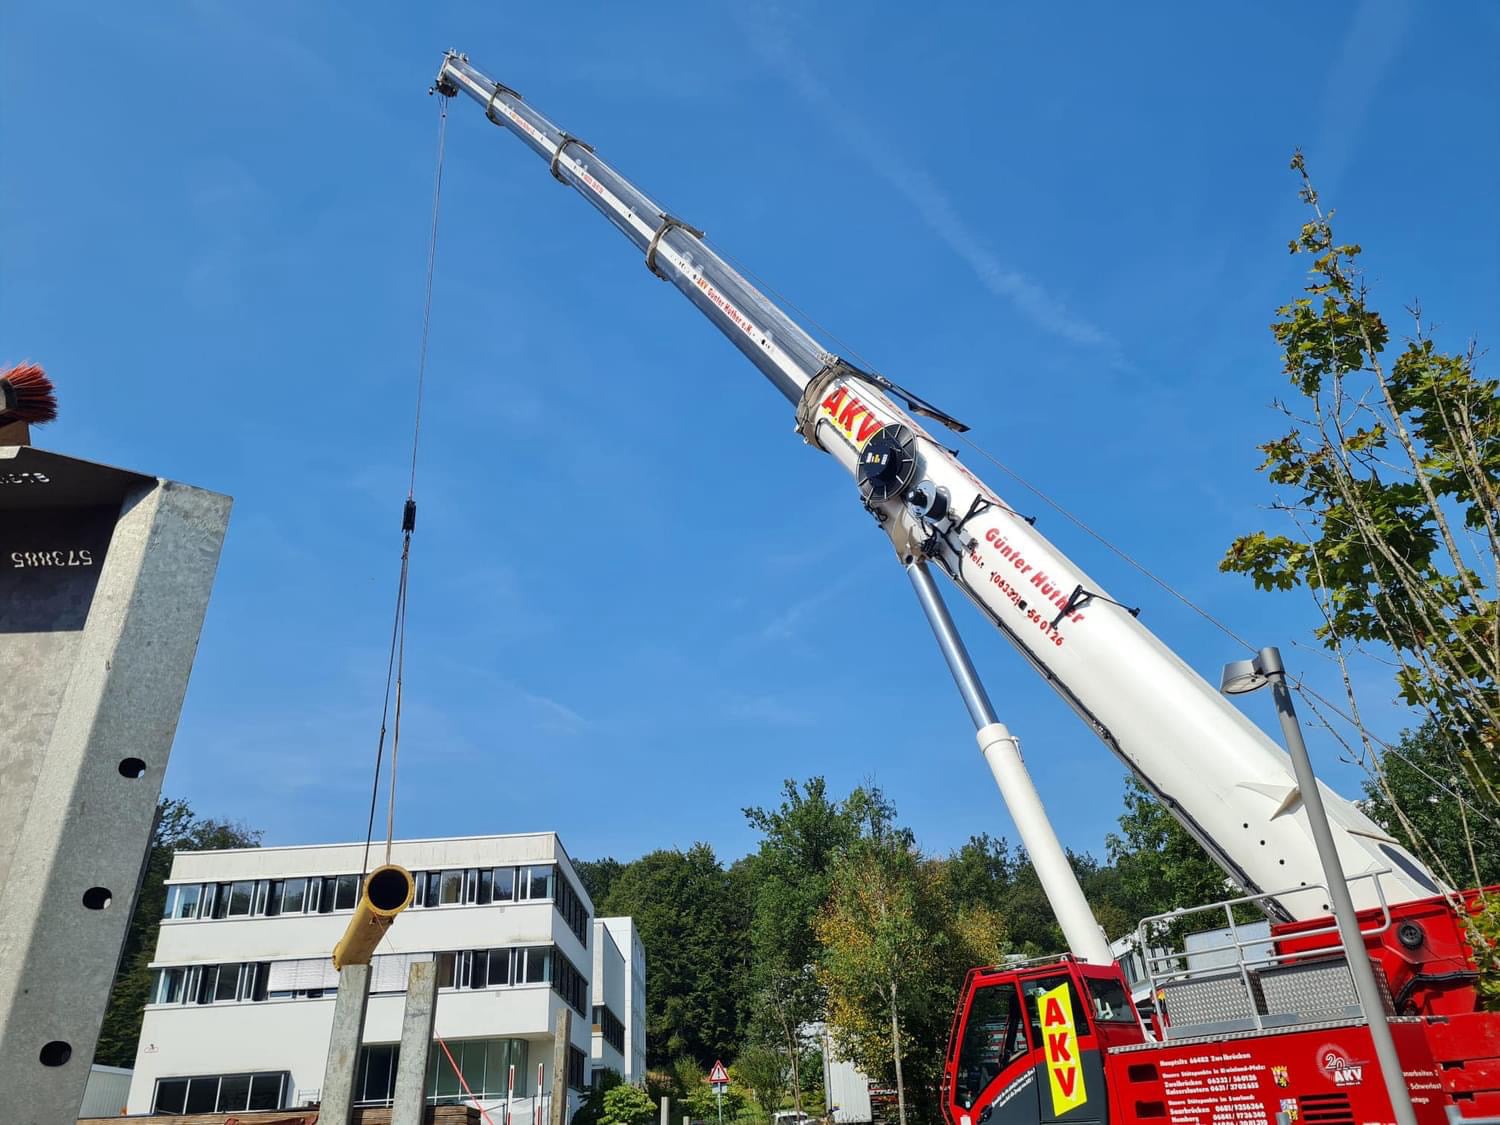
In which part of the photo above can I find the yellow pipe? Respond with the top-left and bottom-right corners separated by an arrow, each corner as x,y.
332,864 -> 415,969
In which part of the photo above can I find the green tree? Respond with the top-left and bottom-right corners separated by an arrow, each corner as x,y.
573,1069 -> 624,1125
94,799 -> 261,1067
1222,153 -> 1499,838
577,858 -> 627,908
1106,776 -> 1234,922
599,845 -> 749,1067
733,1044 -> 788,1117
1362,721 -> 1500,889
601,1083 -> 658,1125
816,830 -> 944,1125
743,780 -> 894,1117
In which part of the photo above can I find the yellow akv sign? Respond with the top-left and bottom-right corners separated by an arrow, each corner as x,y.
1039,983 -> 1087,1115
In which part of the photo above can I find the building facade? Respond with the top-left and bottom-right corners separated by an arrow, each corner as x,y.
592,918 -> 646,1084
126,832 -> 644,1117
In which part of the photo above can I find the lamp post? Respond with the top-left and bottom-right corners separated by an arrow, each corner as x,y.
1219,646 -> 1418,1125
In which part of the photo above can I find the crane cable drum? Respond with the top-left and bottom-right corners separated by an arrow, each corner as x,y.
335,91 -> 455,969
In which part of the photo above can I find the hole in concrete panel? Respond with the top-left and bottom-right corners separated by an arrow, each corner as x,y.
118,758 -> 146,779
82,887 -> 112,910
39,1041 -> 72,1067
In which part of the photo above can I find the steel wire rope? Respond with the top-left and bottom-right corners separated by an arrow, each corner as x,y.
360,95 -> 449,881
709,240 -> 1488,829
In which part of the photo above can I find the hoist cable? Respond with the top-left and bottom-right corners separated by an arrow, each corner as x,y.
360,94 -> 449,881
409,97 -> 449,497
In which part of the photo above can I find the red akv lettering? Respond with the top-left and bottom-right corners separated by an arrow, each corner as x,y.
1043,997 -> 1065,1027
838,398 -> 867,432
821,388 -> 848,417
1047,1032 -> 1072,1062
854,414 -> 883,442
1055,1069 -> 1077,1097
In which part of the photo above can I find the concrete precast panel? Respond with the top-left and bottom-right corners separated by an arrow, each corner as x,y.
0,445 -> 231,1125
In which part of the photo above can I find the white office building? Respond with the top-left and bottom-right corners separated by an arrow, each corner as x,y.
591,918 -> 646,1084
126,832 -> 645,1117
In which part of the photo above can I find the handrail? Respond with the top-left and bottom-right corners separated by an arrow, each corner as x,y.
1134,870 -> 1394,1034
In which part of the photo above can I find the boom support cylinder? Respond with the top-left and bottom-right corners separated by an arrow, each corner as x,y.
907,562 -> 1112,965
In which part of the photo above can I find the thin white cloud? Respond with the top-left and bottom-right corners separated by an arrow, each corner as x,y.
740,9 -> 1117,353
1315,0 -> 1412,190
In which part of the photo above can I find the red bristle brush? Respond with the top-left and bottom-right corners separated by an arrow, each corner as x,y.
0,363 -> 58,425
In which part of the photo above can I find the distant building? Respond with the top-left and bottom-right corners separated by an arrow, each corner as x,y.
79,1065 -> 132,1118
125,832 -> 644,1116
592,918 -> 646,1084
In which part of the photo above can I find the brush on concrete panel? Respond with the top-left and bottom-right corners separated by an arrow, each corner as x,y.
0,363 -> 57,426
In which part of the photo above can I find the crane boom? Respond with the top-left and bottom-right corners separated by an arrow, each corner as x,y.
435,53 -> 1441,922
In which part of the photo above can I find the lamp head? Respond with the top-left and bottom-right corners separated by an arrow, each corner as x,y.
1220,657 -> 1269,695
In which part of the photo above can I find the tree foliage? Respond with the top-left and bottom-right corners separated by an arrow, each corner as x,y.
1107,777 -> 1233,917
600,1083 -> 658,1125
1222,153 -> 1499,825
580,775 -> 1234,1125
1362,721 -> 1500,889
598,845 -> 749,1067
732,1044 -> 789,1117
95,799 -> 262,1066
742,779 -> 894,1115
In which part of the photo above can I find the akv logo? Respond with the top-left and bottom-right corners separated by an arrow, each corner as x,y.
1316,1045 -> 1365,1088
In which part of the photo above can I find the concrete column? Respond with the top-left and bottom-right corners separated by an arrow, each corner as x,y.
393,960 -> 438,1125
660,1096 -> 670,1125
550,1007 -> 572,1125
320,963 -> 373,1125
0,453 -> 231,1125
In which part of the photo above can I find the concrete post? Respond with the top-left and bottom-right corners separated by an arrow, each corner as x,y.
550,1007 -> 572,1125
320,963 -> 373,1124
0,449 -> 231,1125
660,1096 -> 670,1125
392,960 -> 438,1125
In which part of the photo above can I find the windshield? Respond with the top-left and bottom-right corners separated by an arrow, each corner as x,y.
1085,975 -> 1138,1023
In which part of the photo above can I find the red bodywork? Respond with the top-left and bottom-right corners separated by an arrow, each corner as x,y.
942,893 -> 1500,1124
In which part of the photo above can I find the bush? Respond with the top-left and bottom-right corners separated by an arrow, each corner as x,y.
601,1084 -> 658,1125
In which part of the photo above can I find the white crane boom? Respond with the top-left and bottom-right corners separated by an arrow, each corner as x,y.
435,53 -> 1441,921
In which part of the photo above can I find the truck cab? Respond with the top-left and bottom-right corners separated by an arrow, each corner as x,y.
943,958 -> 1144,1125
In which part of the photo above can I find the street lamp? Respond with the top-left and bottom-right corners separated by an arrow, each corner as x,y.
1219,646 -> 1418,1125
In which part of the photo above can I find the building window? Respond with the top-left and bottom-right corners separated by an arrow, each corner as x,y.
520,947 -> 550,985
162,884 -> 201,920
495,867 -> 516,901
519,865 -> 552,901
159,874 -> 368,922
153,1071 -> 287,1114
430,1038 -> 531,1104
282,878 -> 307,914
435,946 -> 563,992
226,881 -> 254,917
150,963 -> 269,1007
357,1043 -> 400,1106
593,1005 -> 625,1054
552,952 -> 586,1016
554,869 -> 589,946
355,1040 -> 531,1107
567,1045 -> 587,1092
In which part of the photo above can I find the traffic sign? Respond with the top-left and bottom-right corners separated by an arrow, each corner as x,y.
709,1060 -> 729,1086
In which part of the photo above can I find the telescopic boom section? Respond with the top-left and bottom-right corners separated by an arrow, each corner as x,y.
436,52 -> 1443,922
437,53 -> 825,405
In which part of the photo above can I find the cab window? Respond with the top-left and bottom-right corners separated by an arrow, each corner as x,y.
1084,974 -> 1138,1023
954,982 -> 1029,1109
1021,973 -> 1089,1046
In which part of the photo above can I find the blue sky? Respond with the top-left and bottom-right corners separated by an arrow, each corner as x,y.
4,2 -> 1497,869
